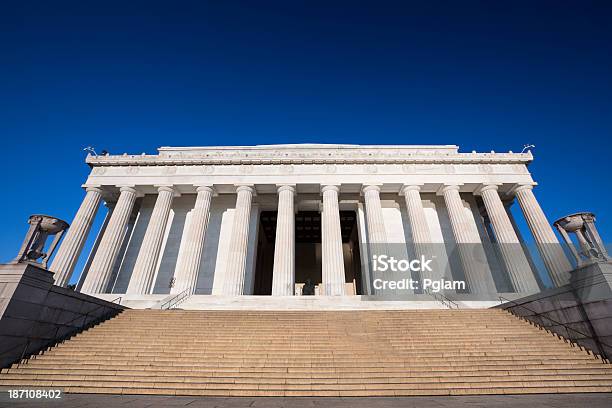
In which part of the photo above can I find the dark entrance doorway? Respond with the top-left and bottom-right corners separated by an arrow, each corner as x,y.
253,210 -> 363,295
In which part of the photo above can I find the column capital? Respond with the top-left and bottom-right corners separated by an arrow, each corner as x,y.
155,185 -> 178,195
235,184 -> 255,195
155,185 -> 181,197
82,185 -> 104,194
276,184 -> 296,193
362,184 -> 382,194
321,185 -> 340,194
400,184 -> 422,195
474,183 -> 501,196
437,184 -> 462,195
118,185 -> 138,194
195,185 -> 216,195
508,183 -> 537,195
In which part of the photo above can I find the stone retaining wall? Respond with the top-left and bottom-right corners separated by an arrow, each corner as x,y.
0,262 -> 126,368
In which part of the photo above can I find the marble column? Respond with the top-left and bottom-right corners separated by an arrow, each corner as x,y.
127,186 -> 175,295
478,184 -> 539,293
514,184 -> 572,287
50,186 -> 103,287
222,185 -> 254,295
400,185 -> 437,285
364,184 -> 390,295
321,185 -> 346,296
441,185 -> 496,294
362,185 -> 387,244
172,186 -> 214,295
81,186 -> 138,294
271,185 -> 295,296
400,185 -> 431,244
76,202 -> 114,291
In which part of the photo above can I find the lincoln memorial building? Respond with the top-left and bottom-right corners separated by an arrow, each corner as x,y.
47,144 -> 572,308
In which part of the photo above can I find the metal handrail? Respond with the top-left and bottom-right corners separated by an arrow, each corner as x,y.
160,288 -> 191,310
0,296 -> 124,367
499,295 -> 611,361
425,288 -> 459,309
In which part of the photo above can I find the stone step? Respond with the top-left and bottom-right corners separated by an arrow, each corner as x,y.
3,373 -> 612,386
67,335 -> 563,342
26,350 -> 600,360
19,359 -> 606,371
45,348 -> 580,357
51,347 -> 573,354
44,344 -> 586,353
39,353 -> 593,362
8,366 -> 612,377
71,335 -> 557,342
1,378 -> 612,394
49,385 -> 612,397
2,309 -> 610,397
3,373 -> 612,385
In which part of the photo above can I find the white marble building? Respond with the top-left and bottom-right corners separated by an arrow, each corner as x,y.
48,144 -> 572,308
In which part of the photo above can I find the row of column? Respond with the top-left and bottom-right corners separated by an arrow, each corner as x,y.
50,182 -> 572,295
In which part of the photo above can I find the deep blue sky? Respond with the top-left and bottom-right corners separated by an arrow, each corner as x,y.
1,1 -> 610,280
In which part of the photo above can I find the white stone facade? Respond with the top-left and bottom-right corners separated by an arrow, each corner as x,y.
47,144 -> 573,306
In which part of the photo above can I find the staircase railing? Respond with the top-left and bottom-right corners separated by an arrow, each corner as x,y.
424,288 -> 459,309
160,288 -> 191,310
499,295 -> 611,362
0,296 -> 123,368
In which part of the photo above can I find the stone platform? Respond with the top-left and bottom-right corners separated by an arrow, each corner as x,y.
92,294 -> 503,310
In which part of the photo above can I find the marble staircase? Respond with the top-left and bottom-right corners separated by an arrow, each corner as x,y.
1,309 -> 612,396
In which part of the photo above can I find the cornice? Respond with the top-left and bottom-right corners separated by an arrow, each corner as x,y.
86,146 -> 533,167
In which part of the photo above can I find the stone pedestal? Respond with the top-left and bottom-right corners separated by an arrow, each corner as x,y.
0,262 -> 125,368
500,262 -> 612,359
